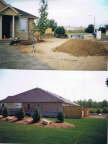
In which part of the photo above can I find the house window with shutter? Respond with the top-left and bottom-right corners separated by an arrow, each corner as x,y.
19,18 -> 28,32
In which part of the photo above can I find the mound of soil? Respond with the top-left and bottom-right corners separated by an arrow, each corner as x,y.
54,39 -> 108,56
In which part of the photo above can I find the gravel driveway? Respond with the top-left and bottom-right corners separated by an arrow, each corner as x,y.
0,45 -> 52,70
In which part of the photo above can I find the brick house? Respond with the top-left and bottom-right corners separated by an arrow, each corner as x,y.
0,0 -> 37,40
0,88 -> 87,118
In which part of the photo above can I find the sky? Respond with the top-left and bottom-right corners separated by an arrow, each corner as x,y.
5,0 -> 108,27
0,70 -> 107,102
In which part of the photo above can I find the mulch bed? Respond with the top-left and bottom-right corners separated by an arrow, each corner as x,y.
0,116 -> 75,128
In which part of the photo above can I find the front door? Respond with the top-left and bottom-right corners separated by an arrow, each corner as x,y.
2,15 -> 12,39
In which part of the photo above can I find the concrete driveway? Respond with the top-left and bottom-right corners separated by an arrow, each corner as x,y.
0,45 -> 52,70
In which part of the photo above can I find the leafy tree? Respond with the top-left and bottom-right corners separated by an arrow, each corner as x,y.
32,109 -> 41,123
16,108 -> 25,120
37,0 -> 48,35
105,25 -> 108,30
2,107 -> 8,117
85,24 -> 94,33
106,78 -> 108,87
46,19 -> 57,31
99,27 -> 106,33
55,26 -> 65,36
57,112 -> 64,123
102,100 -> 108,107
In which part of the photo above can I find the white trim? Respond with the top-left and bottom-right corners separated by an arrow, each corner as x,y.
0,4 -> 19,15
12,15 -> 15,38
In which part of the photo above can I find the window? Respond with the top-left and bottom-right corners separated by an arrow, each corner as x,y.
19,18 -> 28,32
27,104 -> 30,110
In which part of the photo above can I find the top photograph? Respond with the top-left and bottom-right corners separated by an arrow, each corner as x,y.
0,0 -> 108,70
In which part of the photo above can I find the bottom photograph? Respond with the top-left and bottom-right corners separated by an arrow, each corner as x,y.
0,70 -> 107,144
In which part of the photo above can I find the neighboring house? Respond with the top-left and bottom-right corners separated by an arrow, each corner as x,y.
0,0 -> 37,40
0,88 -> 89,118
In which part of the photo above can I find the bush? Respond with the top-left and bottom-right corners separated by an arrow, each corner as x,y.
16,108 -> 25,120
57,112 -> 64,123
54,26 -> 66,38
32,109 -> 41,123
2,107 -> 8,117
96,109 -> 101,114
102,108 -> 108,114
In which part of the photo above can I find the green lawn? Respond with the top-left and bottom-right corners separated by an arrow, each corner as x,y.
0,118 -> 107,144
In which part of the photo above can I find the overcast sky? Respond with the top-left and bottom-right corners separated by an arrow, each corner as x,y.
0,70 -> 107,102
5,0 -> 108,27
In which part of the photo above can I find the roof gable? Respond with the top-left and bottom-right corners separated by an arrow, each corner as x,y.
0,6 -> 19,15
0,0 -> 37,18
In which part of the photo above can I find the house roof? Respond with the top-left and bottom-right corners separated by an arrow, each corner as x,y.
0,88 -> 80,106
0,0 -> 37,18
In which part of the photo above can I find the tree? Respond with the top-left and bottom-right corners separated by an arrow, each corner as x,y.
16,108 -> 25,120
105,25 -> 108,30
37,0 -> 48,35
32,109 -> 41,123
106,78 -> 108,87
54,26 -> 66,38
99,27 -> 106,33
102,100 -> 108,107
46,19 -> 57,31
57,112 -> 64,123
85,24 -> 94,33
2,107 -> 8,117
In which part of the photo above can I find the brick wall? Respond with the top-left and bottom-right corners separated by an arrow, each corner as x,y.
22,102 -> 63,117
63,105 -> 82,118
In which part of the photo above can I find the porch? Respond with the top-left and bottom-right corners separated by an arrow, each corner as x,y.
0,15 -> 15,40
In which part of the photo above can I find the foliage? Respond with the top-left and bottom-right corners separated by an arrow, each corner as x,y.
85,24 -> 94,33
99,27 -> 106,33
46,19 -> 57,31
106,78 -> 108,87
105,25 -> 108,30
37,0 -> 48,35
96,109 -> 101,114
2,107 -> 8,117
102,108 -> 108,113
75,99 -> 108,109
54,26 -> 66,36
16,108 -> 25,121
57,112 -> 64,123
32,109 -> 41,123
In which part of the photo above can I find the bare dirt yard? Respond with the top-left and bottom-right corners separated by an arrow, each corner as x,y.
16,38 -> 108,70
1,38 -> 108,70
54,39 -> 108,56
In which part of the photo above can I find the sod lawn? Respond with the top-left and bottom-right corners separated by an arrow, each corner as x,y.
0,118 -> 107,144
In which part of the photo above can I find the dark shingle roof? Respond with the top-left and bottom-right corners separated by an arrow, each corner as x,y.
0,88 -> 80,106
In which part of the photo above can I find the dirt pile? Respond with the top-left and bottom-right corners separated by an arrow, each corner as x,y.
54,39 -> 108,56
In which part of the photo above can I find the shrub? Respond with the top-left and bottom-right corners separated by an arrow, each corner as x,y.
2,107 -> 8,117
16,108 -> 25,120
102,108 -> 108,114
32,109 -> 41,123
57,112 -> 64,123
96,109 -> 101,114
54,26 -> 66,37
